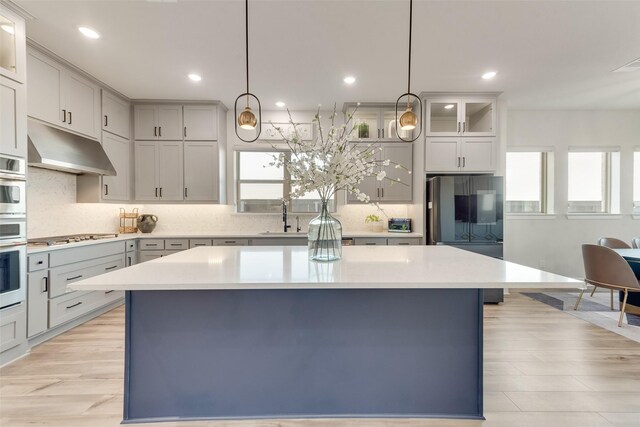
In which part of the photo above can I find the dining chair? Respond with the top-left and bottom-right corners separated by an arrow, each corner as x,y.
633,237 -> 640,249
592,237 -> 632,307
574,244 -> 640,327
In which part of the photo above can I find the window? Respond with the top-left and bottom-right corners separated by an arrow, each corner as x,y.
634,152 -> 640,214
236,151 -> 336,213
506,151 -> 549,213
567,151 -> 612,213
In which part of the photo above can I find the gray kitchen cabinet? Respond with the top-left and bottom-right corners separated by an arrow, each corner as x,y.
0,6 -> 26,84
134,104 -> 183,141
425,137 -> 495,173
347,142 -> 413,203
426,98 -> 496,137
190,239 -> 213,248
184,141 -> 219,201
183,105 -> 218,140
134,140 -> 183,201
101,131 -> 130,200
138,251 -> 164,263
126,251 -> 138,267
0,303 -> 26,354
102,90 -> 130,139
254,237 -> 307,246
344,105 -> 414,141
27,49 -> 100,139
165,239 -> 189,251
387,238 -> 421,245
139,239 -> 164,250
212,239 -> 249,246
49,253 -> 123,298
353,238 -> 387,246
48,291 -> 98,329
354,237 -> 421,245
27,270 -> 49,337
0,75 -> 27,158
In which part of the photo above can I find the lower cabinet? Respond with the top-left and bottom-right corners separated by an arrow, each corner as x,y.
27,270 -> 49,338
353,237 -> 422,246
138,250 -> 164,263
0,303 -> 27,354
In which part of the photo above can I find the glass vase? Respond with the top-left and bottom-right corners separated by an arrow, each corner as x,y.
308,201 -> 342,262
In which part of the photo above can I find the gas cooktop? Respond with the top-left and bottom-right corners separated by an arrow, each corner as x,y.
28,233 -> 119,247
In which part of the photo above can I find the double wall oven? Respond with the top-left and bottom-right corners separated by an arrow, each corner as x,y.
0,154 -> 26,309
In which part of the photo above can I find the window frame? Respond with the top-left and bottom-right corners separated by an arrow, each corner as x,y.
634,150 -> 640,214
505,150 -> 551,214
567,150 -> 612,214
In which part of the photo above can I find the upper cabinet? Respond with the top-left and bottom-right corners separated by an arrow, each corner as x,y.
183,105 -> 217,140
346,105 -> 414,141
134,104 -> 183,140
0,7 -> 26,84
27,49 -> 100,139
426,98 -> 496,137
102,90 -> 130,139
0,76 -> 26,158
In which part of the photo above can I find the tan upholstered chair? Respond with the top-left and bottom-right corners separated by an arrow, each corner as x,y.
592,237 -> 633,307
598,237 -> 631,249
574,244 -> 640,327
633,237 -> 640,249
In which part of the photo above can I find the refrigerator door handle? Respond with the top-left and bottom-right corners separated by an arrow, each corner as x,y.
429,179 -> 441,244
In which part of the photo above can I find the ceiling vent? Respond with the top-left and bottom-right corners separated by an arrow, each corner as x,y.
613,57 -> 640,72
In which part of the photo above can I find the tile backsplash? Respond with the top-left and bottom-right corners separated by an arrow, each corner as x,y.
27,168 -> 411,238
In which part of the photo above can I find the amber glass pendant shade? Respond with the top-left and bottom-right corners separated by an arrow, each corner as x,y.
238,106 -> 257,130
399,107 -> 417,130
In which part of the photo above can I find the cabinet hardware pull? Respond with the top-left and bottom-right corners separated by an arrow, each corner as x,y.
68,111 -> 72,125
457,122 -> 460,133
184,126 -> 187,138
62,109 -> 67,123
66,302 -> 82,309
170,243 -> 181,246
147,244 -> 157,246
457,157 -> 460,167
381,128 -> 384,138
66,275 -> 83,281
462,157 -> 466,167
104,184 -> 108,196
127,256 -> 132,266
184,187 -> 188,198
104,115 -> 108,127
462,122 -> 465,133
105,290 -> 115,294
159,127 -> 162,137
381,188 -> 384,198
42,277 -> 48,293
365,243 -> 376,245
154,126 -> 157,136
159,187 -> 162,197
224,241 -> 236,244
399,243 -> 409,245
37,260 -> 43,265
155,187 -> 158,197
105,265 -> 118,271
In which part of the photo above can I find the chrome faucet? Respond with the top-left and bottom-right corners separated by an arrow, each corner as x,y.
282,201 -> 291,232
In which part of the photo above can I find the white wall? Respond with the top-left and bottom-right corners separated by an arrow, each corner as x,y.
504,110 -> 640,278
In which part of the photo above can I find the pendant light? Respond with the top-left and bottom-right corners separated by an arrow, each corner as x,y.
234,0 -> 261,142
395,0 -> 422,142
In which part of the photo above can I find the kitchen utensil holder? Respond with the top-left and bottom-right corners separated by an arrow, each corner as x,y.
119,208 -> 139,233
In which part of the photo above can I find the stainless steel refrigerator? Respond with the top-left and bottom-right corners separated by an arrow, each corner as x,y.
427,175 -> 504,303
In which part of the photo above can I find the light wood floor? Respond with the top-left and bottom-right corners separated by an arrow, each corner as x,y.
1,293 -> 640,427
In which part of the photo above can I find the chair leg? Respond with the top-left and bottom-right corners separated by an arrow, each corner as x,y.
618,289 -> 629,327
574,289 -> 585,311
590,285 -> 597,297
611,289 -> 614,310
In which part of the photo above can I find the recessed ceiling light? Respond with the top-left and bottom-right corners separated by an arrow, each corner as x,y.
1,24 -> 14,35
343,76 -> 356,85
444,104 -> 455,110
188,73 -> 202,82
78,26 -> 100,39
275,101 -> 286,108
482,71 -> 497,80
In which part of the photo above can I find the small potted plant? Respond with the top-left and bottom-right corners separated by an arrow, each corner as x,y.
357,122 -> 369,139
365,214 -> 384,232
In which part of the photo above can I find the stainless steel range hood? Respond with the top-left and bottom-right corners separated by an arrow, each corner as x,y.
27,120 -> 116,176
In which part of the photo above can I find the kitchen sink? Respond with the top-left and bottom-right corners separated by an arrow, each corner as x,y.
258,231 -> 305,236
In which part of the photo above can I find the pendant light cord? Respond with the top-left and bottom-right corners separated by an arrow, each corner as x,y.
406,0 -> 413,108
245,0 -> 250,108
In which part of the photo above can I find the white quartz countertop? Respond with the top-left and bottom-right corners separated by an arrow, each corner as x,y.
70,245 -> 582,291
27,231 -> 422,254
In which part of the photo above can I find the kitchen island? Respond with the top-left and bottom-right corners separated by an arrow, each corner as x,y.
71,245 -> 582,423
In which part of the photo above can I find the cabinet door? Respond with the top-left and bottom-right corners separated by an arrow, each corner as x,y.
350,109 -> 380,141
26,50 -> 63,126
346,144 -> 380,203
461,99 -> 496,137
138,251 -> 164,263
63,70 -> 100,139
102,132 -> 130,201
125,251 -> 138,267
426,99 -> 461,136
425,138 -> 460,172
27,271 -> 49,337
0,76 -> 26,158
184,141 -> 218,201
183,105 -> 217,140
134,141 -> 159,200
134,105 -> 157,140
460,138 -> 495,172
158,141 -> 183,201
157,105 -> 183,140
0,7 -> 26,83
102,90 -> 130,139
381,109 -> 414,141
381,144 -> 412,202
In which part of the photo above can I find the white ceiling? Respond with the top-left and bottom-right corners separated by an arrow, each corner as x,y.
13,0 -> 640,110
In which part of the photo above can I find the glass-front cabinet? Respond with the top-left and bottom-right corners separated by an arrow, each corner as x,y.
426,98 -> 496,137
0,7 -> 26,83
346,105 -> 414,141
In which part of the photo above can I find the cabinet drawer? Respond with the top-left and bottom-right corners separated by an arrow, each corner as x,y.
165,239 -> 189,250
212,239 -> 249,246
354,238 -> 387,246
190,239 -> 212,248
140,239 -> 165,250
98,289 -> 125,305
138,251 -> 164,263
28,253 -> 49,272
49,254 -> 124,298
0,303 -> 26,353
49,241 -> 124,267
387,238 -> 421,246
125,239 -> 137,253
48,291 -> 99,328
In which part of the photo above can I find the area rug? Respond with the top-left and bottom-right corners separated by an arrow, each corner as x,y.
522,291 -> 640,343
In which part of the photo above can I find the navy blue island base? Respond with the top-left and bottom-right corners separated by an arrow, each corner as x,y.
123,288 -> 484,423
